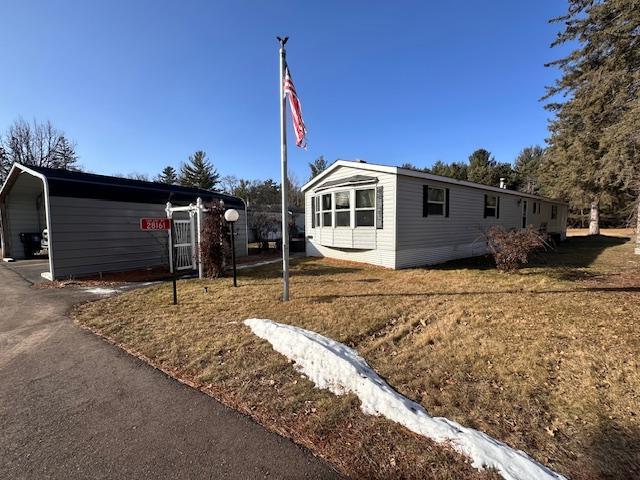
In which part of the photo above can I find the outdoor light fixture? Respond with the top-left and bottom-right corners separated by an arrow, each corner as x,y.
224,209 -> 239,287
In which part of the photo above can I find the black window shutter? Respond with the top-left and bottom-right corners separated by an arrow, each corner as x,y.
311,196 -> 316,228
445,188 -> 450,217
483,194 -> 488,218
376,186 -> 383,229
496,196 -> 501,219
423,185 -> 429,217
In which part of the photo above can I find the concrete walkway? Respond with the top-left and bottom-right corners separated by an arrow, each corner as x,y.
0,263 -> 341,479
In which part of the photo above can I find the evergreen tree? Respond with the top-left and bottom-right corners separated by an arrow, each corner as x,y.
308,155 -> 328,179
467,149 -> 514,187
179,151 -> 219,190
542,0 -> 640,235
430,160 -> 468,180
400,162 -> 430,172
53,136 -> 78,170
514,146 -> 544,194
157,166 -> 178,184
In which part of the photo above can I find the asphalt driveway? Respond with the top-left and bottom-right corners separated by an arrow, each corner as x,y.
0,263 -> 340,479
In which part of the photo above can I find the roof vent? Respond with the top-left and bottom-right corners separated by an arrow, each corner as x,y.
499,177 -> 506,189
355,159 -> 367,163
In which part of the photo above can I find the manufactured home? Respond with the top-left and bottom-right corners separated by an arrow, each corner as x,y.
0,163 -> 247,280
302,160 -> 568,269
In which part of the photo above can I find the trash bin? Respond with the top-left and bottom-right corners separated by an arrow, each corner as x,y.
19,232 -> 43,259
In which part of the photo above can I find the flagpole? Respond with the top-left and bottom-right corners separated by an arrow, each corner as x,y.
278,36 -> 290,301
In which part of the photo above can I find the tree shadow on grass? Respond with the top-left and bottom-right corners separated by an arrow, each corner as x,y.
431,235 -> 630,273
305,284 -> 640,303
584,416 -> 640,479
241,257 -> 366,281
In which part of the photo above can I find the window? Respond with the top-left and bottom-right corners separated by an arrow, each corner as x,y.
423,186 -> 449,217
532,202 -> 540,214
551,205 -> 558,220
321,193 -> 332,226
484,194 -> 498,218
355,189 -> 375,227
312,187 -> 380,229
313,196 -> 320,227
428,187 -> 445,215
334,191 -> 351,226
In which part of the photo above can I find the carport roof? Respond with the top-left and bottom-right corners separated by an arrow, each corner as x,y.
4,164 -> 245,208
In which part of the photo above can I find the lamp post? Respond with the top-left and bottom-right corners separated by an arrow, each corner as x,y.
224,209 -> 239,287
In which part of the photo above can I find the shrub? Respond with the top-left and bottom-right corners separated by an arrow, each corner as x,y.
485,226 -> 548,272
199,201 -> 230,277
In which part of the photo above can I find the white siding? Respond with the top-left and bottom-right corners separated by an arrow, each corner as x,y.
4,174 -> 46,259
395,175 -> 567,268
305,165 -> 397,268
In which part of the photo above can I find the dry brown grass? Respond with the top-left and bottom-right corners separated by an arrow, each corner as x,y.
73,230 -> 640,479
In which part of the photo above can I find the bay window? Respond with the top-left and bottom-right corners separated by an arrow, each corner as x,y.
314,196 -> 320,227
334,191 -> 351,226
313,187 -> 376,229
355,189 -> 375,226
322,193 -> 332,227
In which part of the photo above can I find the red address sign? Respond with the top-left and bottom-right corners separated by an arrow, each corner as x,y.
140,218 -> 171,231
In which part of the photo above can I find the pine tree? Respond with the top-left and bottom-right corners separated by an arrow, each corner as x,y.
53,136 -> 78,170
542,0 -> 640,236
430,160 -> 468,180
514,146 -> 544,194
467,149 -> 514,187
179,151 -> 220,190
157,166 -> 178,184
308,156 -> 328,179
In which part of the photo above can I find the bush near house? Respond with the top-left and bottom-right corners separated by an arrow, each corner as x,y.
485,225 -> 549,272
199,201 -> 229,277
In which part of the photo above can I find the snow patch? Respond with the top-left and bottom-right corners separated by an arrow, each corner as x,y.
83,287 -> 120,295
244,318 -> 566,480
236,258 -> 281,270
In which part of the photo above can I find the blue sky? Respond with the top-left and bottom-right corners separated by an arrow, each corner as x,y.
0,1 -> 570,183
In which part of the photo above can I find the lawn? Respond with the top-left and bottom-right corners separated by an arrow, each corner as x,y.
73,230 -> 640,479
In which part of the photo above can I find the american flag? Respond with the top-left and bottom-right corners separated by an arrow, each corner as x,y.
283,66 -> 308,148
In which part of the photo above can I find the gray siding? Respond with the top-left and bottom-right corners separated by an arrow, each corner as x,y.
49,196 -> 169,278
305,165 -> 397,268
4,174 -> 46,259
234,209 -> 249,257
49,196 -> 248,278
395,175 -> 567,268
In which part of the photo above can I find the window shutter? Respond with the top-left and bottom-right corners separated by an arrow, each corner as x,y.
496,196 -> 501,219
423,185 -> 429,217
445,188 -> 450,218
376,186 -> 383,229
311,196 -> 316,228
483,194 -> 487,218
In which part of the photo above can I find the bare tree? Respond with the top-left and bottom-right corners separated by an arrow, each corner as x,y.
220,175 -> 240,195
0,118 -> 79,182
287,170 -> 304,208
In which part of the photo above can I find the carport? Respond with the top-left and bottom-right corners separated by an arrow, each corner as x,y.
0,164 -> 52,279
0,163 -> 248,281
